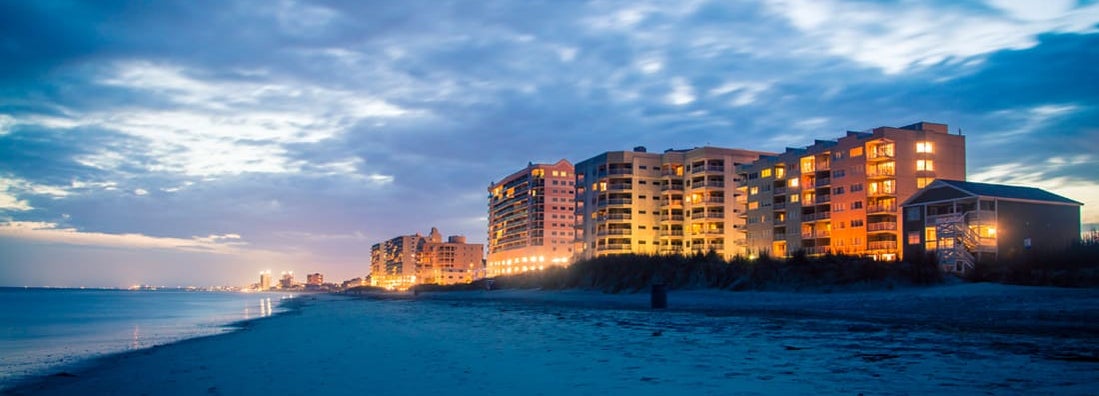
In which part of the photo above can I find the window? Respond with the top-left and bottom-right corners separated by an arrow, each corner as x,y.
790,194 -> 799,203
916,141 -> 934,153
907,207 -> 921,221
833,169 -> 846,178
833,203 -> 845,212
749,186 -> 759,195
851,219 -> 864,227
834,186 -> 845,195
748,201 -> 759,210
908,232 -> 921,245
800,157 -> 815,173
788,178 -> 799,188
761,168 -> 772,178
917,177 -> 934,189
850,183 -> 863,192
852,201 -> 863,209
916,160 -> 934,171
850,147 -> 864,157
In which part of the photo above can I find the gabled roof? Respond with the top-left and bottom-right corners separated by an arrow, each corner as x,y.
903,179 -> 1083,206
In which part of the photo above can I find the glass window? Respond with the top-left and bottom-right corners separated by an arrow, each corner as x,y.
907,207 -> 921,221
916,160 -> 935,171
908,231 -> 921,245
916,141 -> 934,153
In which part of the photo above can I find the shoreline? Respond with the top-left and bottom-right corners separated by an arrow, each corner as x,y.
6,284 -> 1099,395
1,294 -> 311,395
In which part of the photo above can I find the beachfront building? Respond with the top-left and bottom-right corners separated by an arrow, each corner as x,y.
738,122 -> 966,260
575,146 -> 771,260
306,273 -> 323,286
370,227 -> 484,290
901,180 -> 1083,273
487,160 -> 576,277
259,270 -> 272,290
279,272 -> 295,288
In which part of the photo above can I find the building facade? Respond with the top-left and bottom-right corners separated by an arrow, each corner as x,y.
306,273 -> 323,286
487,160 -> 576,277
738,122 -> 965,260
575,146 -> 771,260
901,179 -> 1082,273
370,227 -> 484,290
259,270 -> 272,290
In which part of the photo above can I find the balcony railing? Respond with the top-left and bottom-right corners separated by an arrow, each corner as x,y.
660,214 -> 685,221
815,195 -> 831,204
601,198 -> 633,206
868,149 -> 894,160
701,197 -> 725,204
661,184 -> 684,191
803,212 -> 831,221
607,168 -> 633,175
597,229 -> 632,236
692,181 -> 725,189
659,229 -> 685,236
774,233 -> 787,240
866,204 -> 897,214
773,202 -> 786,210
774,186 -> 787,195
661,200 -> 684,207
607,183 -> 632,191
815,178 -> 831,187
867,222 -> 898,232
706,212 -> 725,219
600,213 -> 632,221
868,241 -> 898,251
866,168 -> 896,178
806,246 -> 831,255
597,243 -> 631,251
690,212 -> 706,219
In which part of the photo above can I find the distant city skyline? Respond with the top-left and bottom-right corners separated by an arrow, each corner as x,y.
2,1 -> 1097,287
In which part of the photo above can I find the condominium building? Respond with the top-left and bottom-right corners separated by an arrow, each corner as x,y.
575,146 -> 771,260
370,227 -> 484,290
738,121 -> 965,260
487,159 -> 576,277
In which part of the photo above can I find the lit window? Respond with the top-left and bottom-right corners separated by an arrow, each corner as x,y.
850,147 -> 864,157
788,178 -> 799,188
749,186 -> 759,195
916,160 -> 934,171
917,177 -> 934,189
761,168 -> 773,178
790,194 -> 799,203
748,201 -> 759,210
908,232 -> 921,245
916,141 -> 934,153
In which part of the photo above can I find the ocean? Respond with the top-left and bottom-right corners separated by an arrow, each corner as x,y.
0,287 -> 292,387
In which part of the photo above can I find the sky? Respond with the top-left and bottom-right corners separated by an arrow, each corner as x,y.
1,0 -> 1097,288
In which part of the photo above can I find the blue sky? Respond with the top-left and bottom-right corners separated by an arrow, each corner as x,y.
1,0 -> 1097,287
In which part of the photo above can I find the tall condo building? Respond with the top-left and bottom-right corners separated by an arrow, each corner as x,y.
370,227 -> 484,290
487,160 -> 576,277
575,146 -> 771,260
737,122 -> 965,260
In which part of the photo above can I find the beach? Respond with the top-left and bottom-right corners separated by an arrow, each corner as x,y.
6,283 -> 1099,395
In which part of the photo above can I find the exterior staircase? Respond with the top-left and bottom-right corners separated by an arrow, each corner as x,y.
935,212 -> 980,273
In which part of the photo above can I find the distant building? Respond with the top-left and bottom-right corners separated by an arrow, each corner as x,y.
279,271 -> 294,289
370,227 -> 484,290
901,179 -> 1083,273
487,159 -> 576,277
341,277 -> 365,289
259,270 -> 272,290
574,146 -> 771,260
307,273 -> 323,286
738,122 -> 966,260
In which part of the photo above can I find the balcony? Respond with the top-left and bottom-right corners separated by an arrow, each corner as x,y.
706,212 -> 725,219
600,198 -> 633,207
806,246 -> 832,255
706,229 -> 726,235
597,243 -> 631,252
659,229 -> 685,237
661,184 -> 684,191
773,202 -> 786,210
774,233 -> 787,240
803,212 -> 831,221
690,212 -> 706,220
701,197 -> 725,204
606,183 -> 632,191
815,195 -> 831,204
660,214 -> 685,221
661,199 -> 684,208
600,213 -> 633,221
815,178 -> 831,187
774,187 -> 787,195
692,181 -> 726,189
868,188 -> 897,197
867,149 -> 895,161
867,222 -> 898,232
691,165 -> 725,174
866,204 -> 897,214
866,168 -> 895,179
607,168 -> 633,175
868,241 -> 898,251
597,229 -> 632,236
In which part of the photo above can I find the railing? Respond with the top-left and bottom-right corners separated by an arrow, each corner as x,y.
774,187 -> 787,195
804,212 -> 831,221
661,184 -> 684,191
815,195 -> 831,204
815,178 -> 831,187
773,202 -> 786,210
692,181 -> 725,189
602,198 -> 633,206
662,200 -> 683,207
659,229 -> 685,236
597,243 -> 631,251
866,204 -> 896,214
600,213 -> 632,221
706,212 -> 725,219
706,229 -> 725,234
702,197 -> 725,204
608,168 -> 632,175
868,241 -> 898,250
606,183 -> 631,191
660,214 -> 685,221
867,222 -> 897,231
690,212 -> 706,219
597,229 -> 632,236
774,233 -> 786,240
866,168 -> 895,178
868,149 -> 894,160
806,246 -> 831,255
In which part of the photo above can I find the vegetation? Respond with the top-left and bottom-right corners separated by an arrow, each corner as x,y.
415,250 -> 943,294
966,240 -> 1099,287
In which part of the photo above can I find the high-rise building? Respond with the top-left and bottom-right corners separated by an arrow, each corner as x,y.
306,273 -> 323,286
279,271 -> 294,288
575,146 -> 771,260
738,122 -> 965,260
370,227 -> 484,290
259,270 -> 272,290
486,159 -> 576,277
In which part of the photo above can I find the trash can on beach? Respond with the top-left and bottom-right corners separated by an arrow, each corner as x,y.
651,284 -> 667,309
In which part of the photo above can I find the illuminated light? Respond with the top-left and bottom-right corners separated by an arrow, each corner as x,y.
538,256 -> 545,262
539,266 -> 545,270
988,227 -> 997,236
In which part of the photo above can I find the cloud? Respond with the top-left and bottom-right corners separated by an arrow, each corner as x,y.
0,221 -> 250,253
764,0 -> 1099,74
